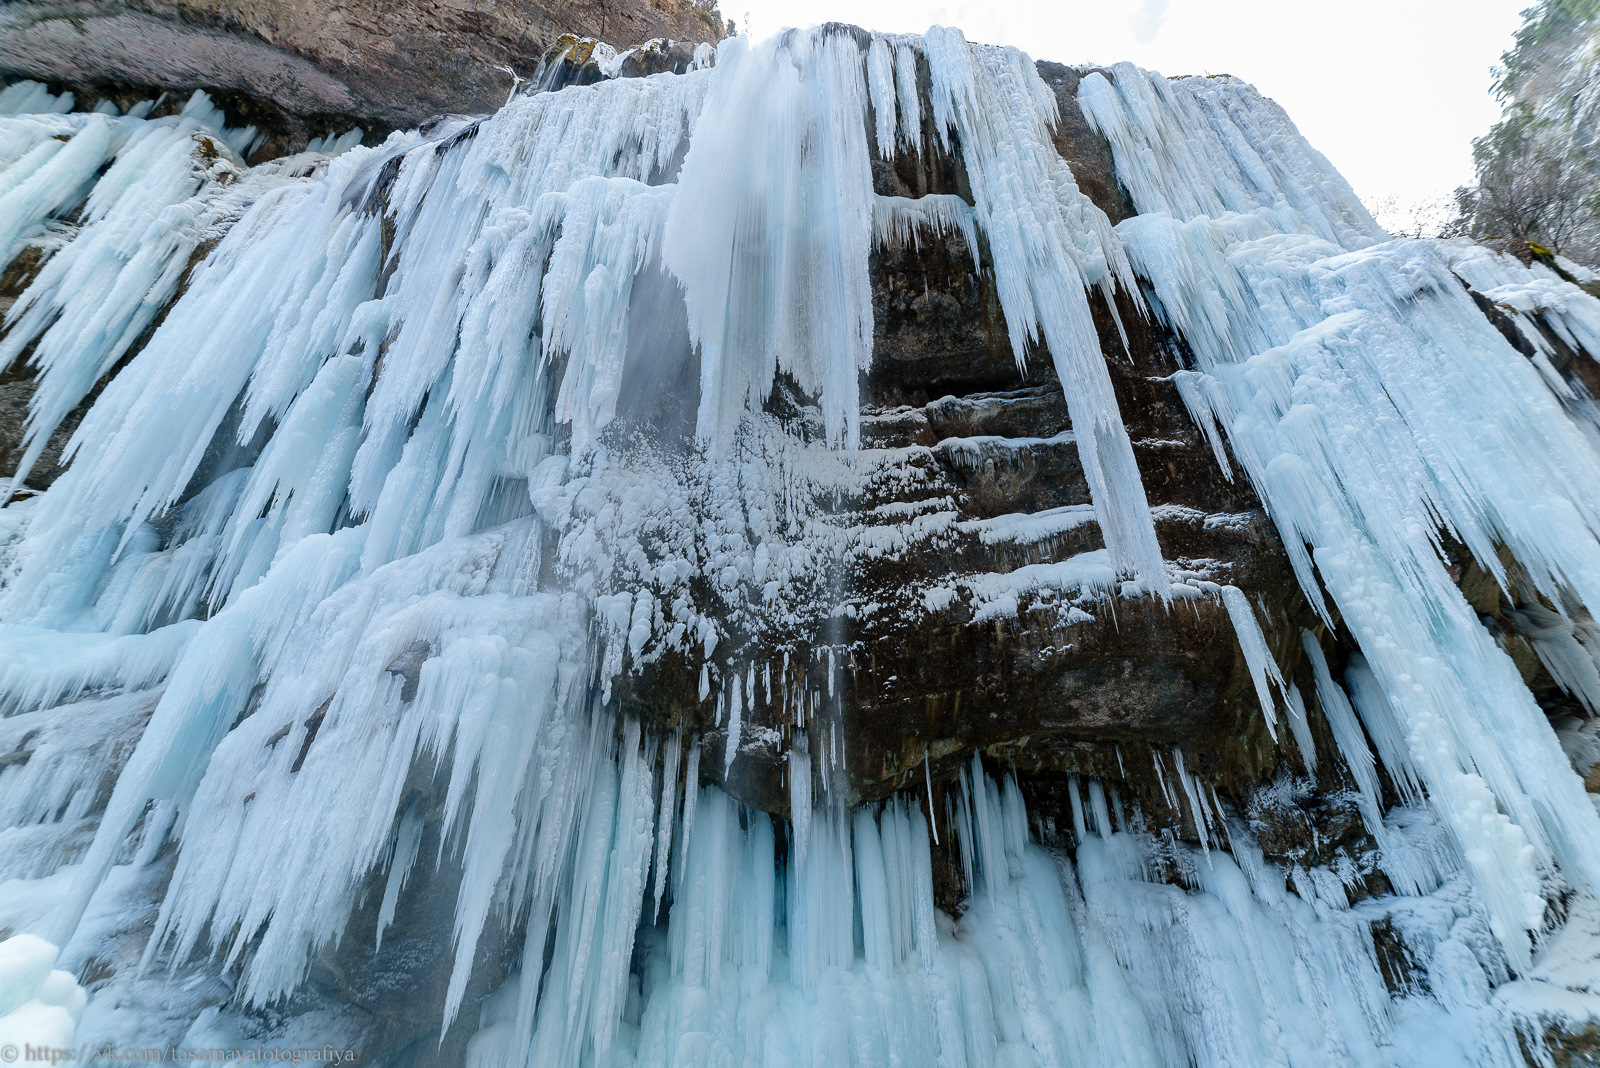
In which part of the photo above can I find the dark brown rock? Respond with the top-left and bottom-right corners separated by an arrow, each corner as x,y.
1035,62 -> 1135,225
1535,1023 -> 1600,1067
0,245 -> 82,493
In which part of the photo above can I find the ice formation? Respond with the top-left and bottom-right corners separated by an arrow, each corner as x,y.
0,935 -> 87,1047
1,24 -> 1600,1068
1085,64 -> 1600,966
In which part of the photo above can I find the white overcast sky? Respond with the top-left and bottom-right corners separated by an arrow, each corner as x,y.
733,0 -> 1528,210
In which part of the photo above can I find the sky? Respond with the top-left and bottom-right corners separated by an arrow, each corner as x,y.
732,0 -> 1530,214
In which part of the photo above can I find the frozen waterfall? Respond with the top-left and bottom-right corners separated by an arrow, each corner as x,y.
3,25 -> 1600,1067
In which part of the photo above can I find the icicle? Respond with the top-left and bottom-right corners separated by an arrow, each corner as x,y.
1067,775 -> 1088,840
954,778 -> 976,897
1171,746 -> 1212,856
1087,779 -> 1113,840
376,801 -> 425,953
1152,747 -> 1179,818
651,729 -> 683,921
1206,784 -> 1230,848
789,741 -> 812,876
1220,584 -> 1281,740
664,32 -> 877,452
675,739 -> 701,895
724,670 -> 743,775
1341,652 -> 1423,804
866,36 -> 900,156
1300,631 -> 1384,824
921,29 -> 1168,592
1108,784 -> 1128,832
1283,682 -> 1318,772
1502,602 -> 1600,716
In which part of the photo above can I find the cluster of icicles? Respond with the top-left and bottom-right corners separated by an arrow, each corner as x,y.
4,22 -> 1600,1066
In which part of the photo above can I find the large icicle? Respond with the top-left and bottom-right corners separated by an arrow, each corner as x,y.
920,29 -> 1167,590
1077,64 -> 1383,250
664,32 -> 877,452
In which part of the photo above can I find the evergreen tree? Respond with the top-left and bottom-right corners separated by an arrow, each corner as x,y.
1455,0 -> 1600,265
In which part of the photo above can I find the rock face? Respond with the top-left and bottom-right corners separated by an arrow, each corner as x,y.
0,0 -> 722,151
629,91 -> 1304,823
574,53 -> 1315,858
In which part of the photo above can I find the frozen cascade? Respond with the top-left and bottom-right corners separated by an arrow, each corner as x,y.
1085,64 -> 1600,968
459,760 -> 1552,1068
0,24 -> 1598,1068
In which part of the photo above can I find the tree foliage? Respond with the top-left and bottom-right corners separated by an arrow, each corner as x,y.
1454,0 -> 1600,264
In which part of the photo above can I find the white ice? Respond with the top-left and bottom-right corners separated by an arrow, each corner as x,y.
0,28 -> 1599,1068
1087,62 -> 1600,965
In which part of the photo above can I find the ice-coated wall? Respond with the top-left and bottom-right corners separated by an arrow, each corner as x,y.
3,25 -> 1600,1066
